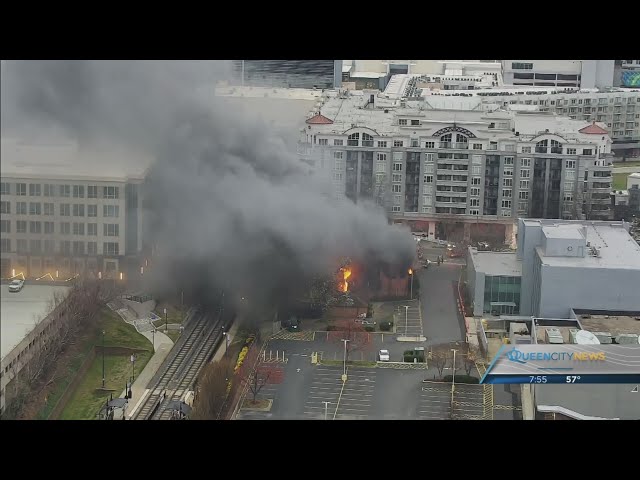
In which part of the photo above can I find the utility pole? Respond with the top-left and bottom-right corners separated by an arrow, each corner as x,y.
408,268 -> 414,300
101,330 -> 106,388
403,305 -> 409,337
451,348 -> 458,416
341,339 -> 350,381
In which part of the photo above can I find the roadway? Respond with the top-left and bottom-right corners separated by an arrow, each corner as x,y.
418,262 -> 467,345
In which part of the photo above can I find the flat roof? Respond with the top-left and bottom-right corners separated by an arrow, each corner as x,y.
0,138 -> 154,182
351,71 -> 386,79
579,315 -> 640,336
1,284 -> 71,359
542,225 -> 584,240
537,223 -> 640,269
470,249 -> 522,277
535,383 -> 640,420
534,326 -> 576,344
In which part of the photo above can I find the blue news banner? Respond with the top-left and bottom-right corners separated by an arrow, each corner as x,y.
479,345 -> 640,385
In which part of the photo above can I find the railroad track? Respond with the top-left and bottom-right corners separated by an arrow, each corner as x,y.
132,306 -> 225,420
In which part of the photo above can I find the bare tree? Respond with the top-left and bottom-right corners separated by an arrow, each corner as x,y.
463,348 -> 479,376
328,319 -> 372,362
4,279 -> 122,419
241,364 -> 284,404
191,358 -> 233,420
429,347 -> 449,379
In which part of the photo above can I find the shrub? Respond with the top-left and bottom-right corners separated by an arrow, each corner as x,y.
234,346 -> 249,373
442,375 -> 479,384
379,321 -> 392,332
364,326 -> 375,332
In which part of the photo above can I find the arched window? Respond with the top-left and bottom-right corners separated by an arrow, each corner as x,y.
550,139 -> 562,153
456,133 -> 468,148
362,133 -> 374,147
440,133 -> 452,147
536,139 -> 548,153
348,132 -> 360,146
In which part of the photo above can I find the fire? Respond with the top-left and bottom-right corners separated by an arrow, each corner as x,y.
340,267 -> 352,293
408,268 -> 413,275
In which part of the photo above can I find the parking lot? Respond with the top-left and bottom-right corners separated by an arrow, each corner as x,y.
305,366 -> 376,420
419,381 -> 486,420
395,300 -> 423,338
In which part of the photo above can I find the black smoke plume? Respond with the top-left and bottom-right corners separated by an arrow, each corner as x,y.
1,61 -> 415,321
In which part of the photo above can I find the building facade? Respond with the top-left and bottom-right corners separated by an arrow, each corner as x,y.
231,60 -> 342,89
501,60 -> 615,89
467,219 -> 640,318
422,87 -> 640,158
300,91 -> 614,239
0,139 -> 150,280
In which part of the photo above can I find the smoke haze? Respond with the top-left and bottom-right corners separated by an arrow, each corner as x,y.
1,60 -> 415,318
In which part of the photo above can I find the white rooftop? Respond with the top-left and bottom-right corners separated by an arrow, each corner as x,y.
215,85 -> 324,101
542,225 -> 584,240
308,93 -> 610,144
537,223 -> 640,269
470,250 -> 522,277
351,71 -> 386,79
0,138 -> 154,182
1,284 -> 71,359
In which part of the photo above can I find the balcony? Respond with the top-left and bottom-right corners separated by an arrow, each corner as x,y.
550,147 -> 563,154
535,147 -> 547,153
439,142 -> 469,149
488,144 -> 498,151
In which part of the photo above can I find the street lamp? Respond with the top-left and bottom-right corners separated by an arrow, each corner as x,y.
410,269 -> 414,299
341,339 -> 350,378
151,327 -> 156,353
131,354 -> 137,383
164,307 -> 168,333
101,330 -> 106,388
322,401 -> 331,420
222,331 -> 227,355
403,305 -> 409,336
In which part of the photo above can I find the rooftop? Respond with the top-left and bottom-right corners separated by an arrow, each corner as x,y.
536,223 -> 640,269
1,284 -> 71,359
535,383 -> 640,420
469,249 -> 522,277
0,138 -> 154,182
578,313 -> 640,336
534,325 -> 577,345
307,92 -> 611,144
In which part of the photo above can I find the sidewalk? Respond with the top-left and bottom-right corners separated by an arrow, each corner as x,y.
211,322 -> 240,363
108,315 -> 174,419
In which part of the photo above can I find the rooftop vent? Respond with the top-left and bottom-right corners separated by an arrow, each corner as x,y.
545,328 -> 564,344
593,332 -> 613,344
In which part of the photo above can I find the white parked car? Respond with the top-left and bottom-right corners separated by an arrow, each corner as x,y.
378,349 -> 390,362
8,279 -> 25,292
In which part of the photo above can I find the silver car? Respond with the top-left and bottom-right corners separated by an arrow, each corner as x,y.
8,279 -> 25,292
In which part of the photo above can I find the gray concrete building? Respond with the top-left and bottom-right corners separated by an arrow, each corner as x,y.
0,138 -> 152,280
467,218 -> 640,318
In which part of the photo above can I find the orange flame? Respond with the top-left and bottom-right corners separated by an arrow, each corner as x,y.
340,267 -> 352,292
408,268 -> 413,275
